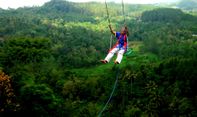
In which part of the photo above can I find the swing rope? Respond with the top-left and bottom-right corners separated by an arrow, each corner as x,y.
109,35 -> 113,50
121,0 -> 133,56
121,0 -> 132,56
121,0 -> 126,25
105,0 -> 113,50
105,0 -> 128,52
105,0 -> 111,25
98,66 -> 120,117
98,0 -> 131,116
104,0 -> 113,52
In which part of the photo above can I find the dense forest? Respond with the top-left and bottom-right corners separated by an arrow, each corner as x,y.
0,0 -> 197,116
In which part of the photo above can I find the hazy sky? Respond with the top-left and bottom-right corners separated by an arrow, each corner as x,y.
0,0 -> 180,9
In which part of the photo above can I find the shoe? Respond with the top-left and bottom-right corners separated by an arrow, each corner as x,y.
100,60 -> 108,64
114,61 -> 120,64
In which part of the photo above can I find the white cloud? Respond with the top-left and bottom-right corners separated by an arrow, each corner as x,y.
0,0 -> 50,9
0,0 -> 179,9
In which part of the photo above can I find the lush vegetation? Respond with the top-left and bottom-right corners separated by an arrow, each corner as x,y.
0,0 -> 197,116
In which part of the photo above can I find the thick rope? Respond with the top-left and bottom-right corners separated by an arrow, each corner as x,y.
105,0 -> 111,25
127,37 -> 129,51
109,35 -> 113,50
104,0 -> 113,52
130,77 -> 132,97
121,0 -> 126,25
98,66 -> 120,117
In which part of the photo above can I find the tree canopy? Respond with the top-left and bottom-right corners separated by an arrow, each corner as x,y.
0,0 -> 197,116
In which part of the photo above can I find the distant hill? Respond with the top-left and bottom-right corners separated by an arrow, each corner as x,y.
141,8 -> 185,23
37,0 -> 94,22
0,0 -> 159,22
38,0 -> 93,16
177,0 -> 197,10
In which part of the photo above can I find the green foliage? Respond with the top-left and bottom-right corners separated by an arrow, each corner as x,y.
124,107 -> 144,117
113,57 -> 197,117
0,1 -> 196,116
20,84 -> 70,116
1,37 -> 51,70
141,8 -> 184,23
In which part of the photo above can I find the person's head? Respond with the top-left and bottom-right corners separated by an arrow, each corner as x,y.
121,26 -> 129,36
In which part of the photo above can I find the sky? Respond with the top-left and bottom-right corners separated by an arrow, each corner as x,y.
0,0 -> 180,9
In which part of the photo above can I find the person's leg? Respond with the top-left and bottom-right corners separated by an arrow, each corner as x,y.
115,49 -> 125,64
104,48 -> 119,62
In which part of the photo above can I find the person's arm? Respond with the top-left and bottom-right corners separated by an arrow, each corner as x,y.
109,24 -> 116,36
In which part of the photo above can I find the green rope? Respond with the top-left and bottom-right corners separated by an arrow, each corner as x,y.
98,66 -> 120,117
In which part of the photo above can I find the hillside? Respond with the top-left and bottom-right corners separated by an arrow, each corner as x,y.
0,0 -> 197,116
177,0 -> 197,10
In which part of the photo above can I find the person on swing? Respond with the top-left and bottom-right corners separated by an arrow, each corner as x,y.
101,24 -> 129,64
